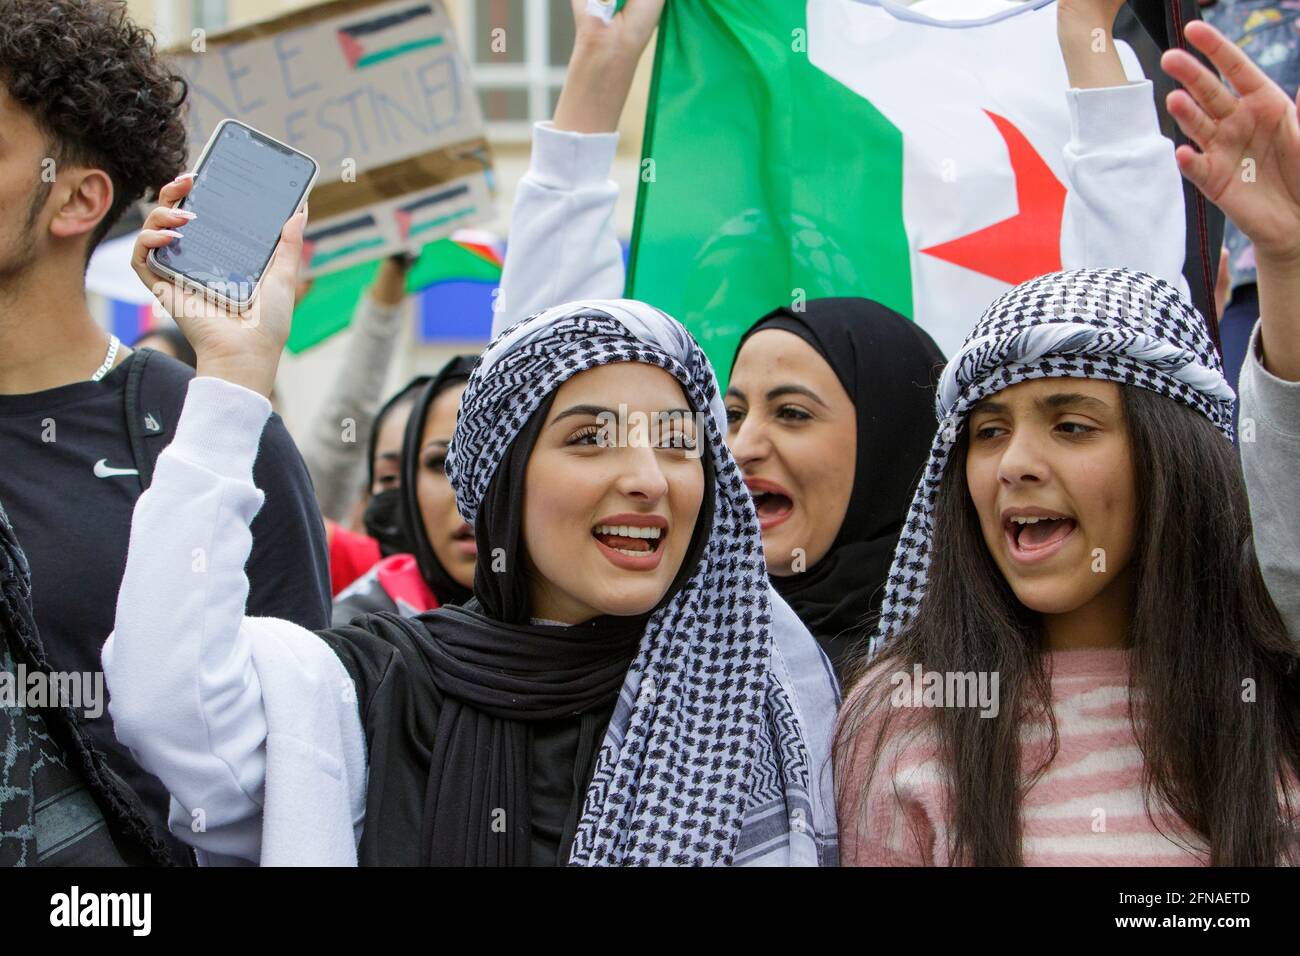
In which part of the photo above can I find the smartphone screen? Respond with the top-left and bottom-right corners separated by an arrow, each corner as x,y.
153,121 -> 317,303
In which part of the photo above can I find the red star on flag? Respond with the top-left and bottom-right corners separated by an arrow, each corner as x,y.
920,110 -> 1067,285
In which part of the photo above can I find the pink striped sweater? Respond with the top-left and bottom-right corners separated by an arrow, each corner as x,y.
838,649 -> 1220,866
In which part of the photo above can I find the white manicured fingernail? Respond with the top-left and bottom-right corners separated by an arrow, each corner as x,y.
172,209 -> 197,220
174,171 -> 197,181
158,229 -> 185,239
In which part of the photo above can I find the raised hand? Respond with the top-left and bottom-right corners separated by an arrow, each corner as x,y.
1162,20 -> 1300,261
1163,19 -> 1300,379
553,0 -> 665,133
132,173 -> 307,397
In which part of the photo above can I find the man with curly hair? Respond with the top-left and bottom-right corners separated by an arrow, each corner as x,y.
0,0 -> 331,864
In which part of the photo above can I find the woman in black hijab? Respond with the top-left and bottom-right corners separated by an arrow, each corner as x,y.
334,356 -> 477,623
724,298 -> 945,673
106,297 -> 837,866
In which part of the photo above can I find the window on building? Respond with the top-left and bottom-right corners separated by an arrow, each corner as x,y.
191,0 -> 228,30
464,0 -> 575,141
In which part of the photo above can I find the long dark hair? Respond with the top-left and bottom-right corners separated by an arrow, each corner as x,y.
835,384 -> 1300,865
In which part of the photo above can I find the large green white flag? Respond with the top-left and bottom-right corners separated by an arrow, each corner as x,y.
627,0 -> 1145,379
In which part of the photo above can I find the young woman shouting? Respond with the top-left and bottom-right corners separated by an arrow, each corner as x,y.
103,181 -> 838,863
834,19 -> 1300,866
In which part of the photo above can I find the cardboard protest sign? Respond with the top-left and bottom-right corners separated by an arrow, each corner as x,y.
168,0 -> 494,276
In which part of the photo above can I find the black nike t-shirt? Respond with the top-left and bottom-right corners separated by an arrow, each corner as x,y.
0,351 -> 331,854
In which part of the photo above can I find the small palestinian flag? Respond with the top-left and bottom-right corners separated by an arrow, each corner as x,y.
393,184 -> 475,242
336,3 -> 443,70
304,213 -> 385,271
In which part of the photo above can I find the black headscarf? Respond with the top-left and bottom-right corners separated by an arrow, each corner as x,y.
362,375 -> 430,558
392,356 -> 477,606
734,298 -> 945,672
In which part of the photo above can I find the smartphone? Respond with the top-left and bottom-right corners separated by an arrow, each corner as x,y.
147,118 -> 319,312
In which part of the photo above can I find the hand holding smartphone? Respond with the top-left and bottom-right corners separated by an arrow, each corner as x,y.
133,119 -> 317,398
147,118 -> 319,312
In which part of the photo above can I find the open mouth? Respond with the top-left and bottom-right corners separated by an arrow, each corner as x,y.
452,522 -> 476,556
745,479 -> 795,530
752,491 -> 793,522
1003,513 -> 1078,562
592,523 -> 664,557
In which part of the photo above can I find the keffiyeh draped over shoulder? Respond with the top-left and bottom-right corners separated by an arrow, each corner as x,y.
446,299 -> 839,866
873,268 -> 1235,651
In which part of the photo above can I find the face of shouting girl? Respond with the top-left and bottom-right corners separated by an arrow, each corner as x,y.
965,377 -> 1139,646
725,329 -> 857,575
522,362 -> 706,624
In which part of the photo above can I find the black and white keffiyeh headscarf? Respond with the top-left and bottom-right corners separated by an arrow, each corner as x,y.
447,299 -> 832,866
872,269 -> 1235,652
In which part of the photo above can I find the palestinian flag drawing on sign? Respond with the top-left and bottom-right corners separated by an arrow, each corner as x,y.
627,0 -> 1151,380
393,183 -> 476,241
335,3 -> 445,69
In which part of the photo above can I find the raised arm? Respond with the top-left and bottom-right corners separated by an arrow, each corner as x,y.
104,376 -> 274,863
492,0 -> 662,335
104,179 -> 365,862
299,257 -> 413,523
1057,0 -> 1190,295
1162,20 -> 1300,637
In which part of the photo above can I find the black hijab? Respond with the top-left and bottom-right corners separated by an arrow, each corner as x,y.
362,374 -> 429,558
353,384 -> 716,866
394,356 -> 477,606
734,298 -> 945,672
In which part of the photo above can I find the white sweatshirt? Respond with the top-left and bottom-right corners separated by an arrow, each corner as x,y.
493,79 -> 1191,337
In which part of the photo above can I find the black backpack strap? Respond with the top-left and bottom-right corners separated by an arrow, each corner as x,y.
123,347 -> 190,491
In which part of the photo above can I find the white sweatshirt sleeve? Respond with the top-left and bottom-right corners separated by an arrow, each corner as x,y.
102,376 -> 365,864
1060,80 -> 1190,297
492,122 -> 624,336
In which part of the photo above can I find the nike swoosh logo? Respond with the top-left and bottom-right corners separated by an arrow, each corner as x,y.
93,459 -> 139,479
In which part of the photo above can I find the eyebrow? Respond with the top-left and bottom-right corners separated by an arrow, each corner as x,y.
971,393 -> 1111,416
1038,392 -> 1110,412
552,404 -> 614,425
550,404 -> 695,425
725,384 -> 827,407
